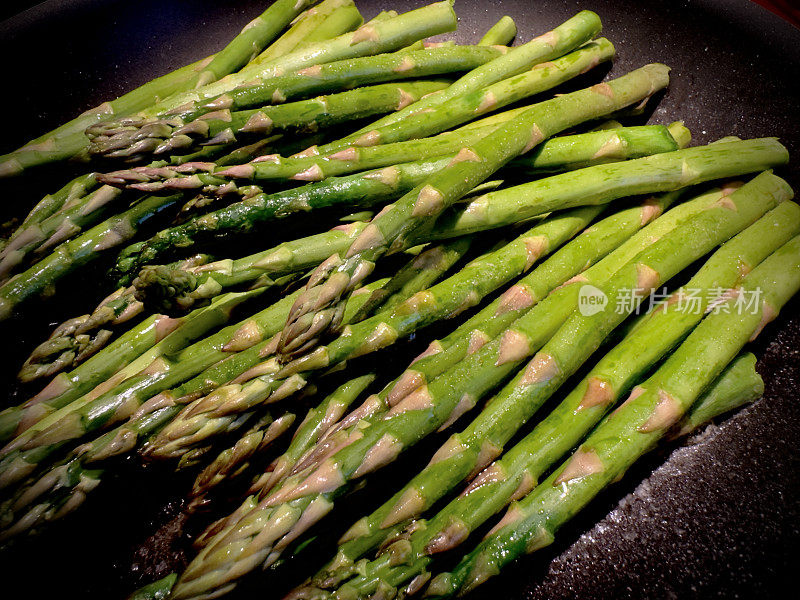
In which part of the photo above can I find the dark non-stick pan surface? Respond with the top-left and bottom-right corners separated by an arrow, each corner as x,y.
0,1 -> 798,599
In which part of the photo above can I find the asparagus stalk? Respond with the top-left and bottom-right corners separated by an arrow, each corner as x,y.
104,38 -> 616,192
307,36 -> 615,159
278,206 -> 602,372
276,65 -> 672,357
87,79 -> 450,162
351,237 -> 472,321
277,186 -> 712,577
429,235 -> 800,597
190,374 -> 375,502
164,194 -> 678,597
478,16 -> 517,46
112,124 -> 679,286
0,192 -> 183,321
90,45 -> 506,155
140,209 -> 597,458
302,195 -> 799,598
0,287 -> 309,466
251,0 -> 363,65
1,287 -> 271,443
0,280 -> 386,538
91,1 -> 458,136
12,173 -> 101,238
0,134 -> 281,321
0,185 -> 125,280
188,189 -> 697,553
174,169 -> 786,600
16,256 -> 219,383
0,0 -> 320,177
673,352 -> 763,437
326,171 -> 790,559
342,10 -> 602,141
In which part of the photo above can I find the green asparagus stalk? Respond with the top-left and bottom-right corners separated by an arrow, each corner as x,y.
16,256 -> 219,383
673,352 -> 763,437
0,192 -> 183,321
478,16 -> 517,46
87,79 -> 450,162
105,38 -> 616,192
140,209 -> 597,458
0,0 -> 320,177
301,195 -> 799,598
1,287 -> 271,443
278,186 -> 716,577
1,0 -> 354,271
89,45 -> 506,157
0,185 -> 124,280
276,64 -> 672,357
321,171 -> 790,562
12,173 -> 101,238
351,237 -> 473,321
191,374 -> 375,502
342,10 -> 602,141
91,2 -> 458,135
112,124 -> 679,287
278,206 -> 602,374
188,188 -> 697,553
0,287 -> 308,466
173,169 -> 787,600
305,36 -> 615,159
0,131 -> 281,321
0,280 -> 386,538
163,194 -> 678,597
429,235 -> 800,598
251,0 -> 363,65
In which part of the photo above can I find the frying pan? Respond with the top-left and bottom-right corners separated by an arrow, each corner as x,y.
0,1 -> 798,598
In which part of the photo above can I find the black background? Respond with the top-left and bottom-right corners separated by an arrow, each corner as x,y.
0,1 -> 799,599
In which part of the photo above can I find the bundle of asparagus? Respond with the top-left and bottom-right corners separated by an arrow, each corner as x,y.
0,2 -> 796,600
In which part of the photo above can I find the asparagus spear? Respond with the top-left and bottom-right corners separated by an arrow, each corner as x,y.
279,206 -> 602,372
0,286 -> 309,464
187,188 -> 698,553
0,192 -> 183,321
148,349 -> 764,600
271,186 -> 712,578
173,169 -> 786,600
0,133 -> 281,321
139,209 -> 597,458
478,16 -> 517,46
90,45 -> 506,155
104,38 -> 616,192
112,124 -> 679,287
139,237 -> 473,460
429,235 -> 800,597
16,256 -> 218,383
162,195 -> 677,596
90,2 -> 458,136
309,35 -> 615,159
0,287 -> 272,443
276,65 -> 672,357
672,352 -> 763,437
87,79 -> 450,162
0,280 -> 387,537
251,0 -> 363,65
341,10 -> 602,141
276,130 -> 779,358
190,374 -> 376,502
0,0 -> 320,177
301,195 -> 799,597
351,237 -> 473,321
1,0 -> 355,272
11,173 -> 101,238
